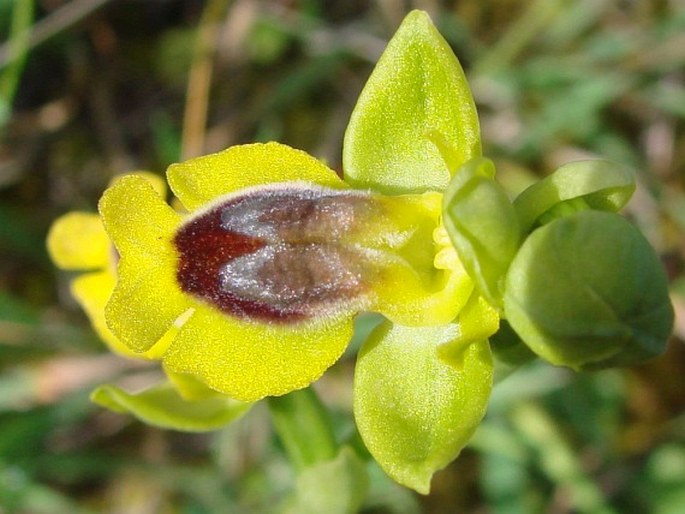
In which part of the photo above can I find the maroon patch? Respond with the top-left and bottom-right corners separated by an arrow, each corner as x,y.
173,185 -> 376,322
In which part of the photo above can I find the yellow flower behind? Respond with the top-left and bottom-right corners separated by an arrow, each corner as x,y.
47,172 -> 170,359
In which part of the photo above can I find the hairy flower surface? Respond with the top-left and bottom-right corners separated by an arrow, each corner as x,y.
99,142 -> 473,402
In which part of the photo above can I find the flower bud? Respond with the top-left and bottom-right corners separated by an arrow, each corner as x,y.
504,210 -> 673,370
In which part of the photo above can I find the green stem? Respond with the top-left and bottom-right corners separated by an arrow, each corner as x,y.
268,387 -> 338,471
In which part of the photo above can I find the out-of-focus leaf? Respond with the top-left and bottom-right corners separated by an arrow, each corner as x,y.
510,403 -> 615,514
0,205 -> 49,263
0,462 -> 97,514
0,0 -> 34,126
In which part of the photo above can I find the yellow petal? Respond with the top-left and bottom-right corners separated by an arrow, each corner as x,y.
99,175 -> 190,352
110,171 -> 167,198
46,212 -> 110,270
70,271 -> 134,356
73,269 -> 182,358
167,142 -> 346,211
106,252 -> 191,353
99,175 -> 181,257
163,306 -> 355,402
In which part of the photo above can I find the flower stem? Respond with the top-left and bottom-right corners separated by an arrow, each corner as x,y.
267,387 -> 338,472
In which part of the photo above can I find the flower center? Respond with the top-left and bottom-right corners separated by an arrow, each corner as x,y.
173,183 -> 383,322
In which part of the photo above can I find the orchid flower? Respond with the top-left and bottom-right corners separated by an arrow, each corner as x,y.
94,11 -> 497,491
47,10 -> 673,497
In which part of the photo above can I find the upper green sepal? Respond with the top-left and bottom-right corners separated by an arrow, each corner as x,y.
513,159 -> 636,233
343,10 -> 481,194
91,380 -> 252,432
504,210 -> 674,370
353,321 -> 492,494
443,157 -> 521,308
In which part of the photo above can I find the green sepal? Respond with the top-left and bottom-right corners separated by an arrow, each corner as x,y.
513,159 -> 636,233
443,157 -> 521,308
354,321 -> 493,494
504,210 -> 674,370
281,447 -> 369,514
90,381 -> 252,432
343,10 -> 481,194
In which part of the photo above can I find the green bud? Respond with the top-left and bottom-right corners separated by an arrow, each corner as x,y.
504,210 -> 673,370
514,160 -> 636,233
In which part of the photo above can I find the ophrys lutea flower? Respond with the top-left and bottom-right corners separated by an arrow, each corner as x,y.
97,10 -> 500,492
100,142 -> 475,402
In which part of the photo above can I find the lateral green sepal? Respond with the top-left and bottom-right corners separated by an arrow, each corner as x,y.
354,321 -> 492,494
91,381 -> 251,432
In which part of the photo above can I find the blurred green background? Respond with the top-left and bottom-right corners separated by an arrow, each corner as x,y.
1,0 -> 684,512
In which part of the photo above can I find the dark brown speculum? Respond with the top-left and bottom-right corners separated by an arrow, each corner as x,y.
173,184 -> 379,322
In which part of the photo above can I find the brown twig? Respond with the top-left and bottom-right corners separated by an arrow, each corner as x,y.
181,0 -> 231,161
